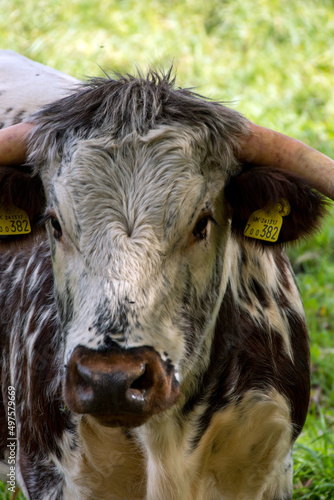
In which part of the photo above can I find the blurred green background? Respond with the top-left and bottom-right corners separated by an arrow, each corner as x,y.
0,0 -> 333,498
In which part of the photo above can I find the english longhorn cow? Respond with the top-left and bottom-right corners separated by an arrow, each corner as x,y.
0,51 -> 333,500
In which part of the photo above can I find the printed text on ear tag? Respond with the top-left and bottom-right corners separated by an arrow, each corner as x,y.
0,202 -> 31,235
244,199 -> 290,242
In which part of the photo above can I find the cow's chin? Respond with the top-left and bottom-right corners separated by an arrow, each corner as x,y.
89,412 -> 152,428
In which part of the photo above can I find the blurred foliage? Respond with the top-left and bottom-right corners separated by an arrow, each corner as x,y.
1,0 -> 334,154
293,410 -> 334,499
0,0 -> 334,498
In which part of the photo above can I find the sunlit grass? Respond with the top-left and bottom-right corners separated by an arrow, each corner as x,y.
1,0 -> 334,154
1,0 -> 333,498
293,410 -> 334,499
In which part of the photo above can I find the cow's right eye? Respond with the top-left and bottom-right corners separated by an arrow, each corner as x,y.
51,217 -> 62,239
193,217 -> 209,240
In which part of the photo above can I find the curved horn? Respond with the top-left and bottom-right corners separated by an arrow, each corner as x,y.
238,122 -> 334,201
0,122 -> 34,166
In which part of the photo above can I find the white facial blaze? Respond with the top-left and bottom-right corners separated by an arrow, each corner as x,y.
46,125 -> 230,381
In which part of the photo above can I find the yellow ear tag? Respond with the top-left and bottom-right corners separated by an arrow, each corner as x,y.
0,201 -> 31,235
244,199 -> 290,243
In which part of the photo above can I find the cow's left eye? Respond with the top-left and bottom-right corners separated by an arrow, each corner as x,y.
193,216 -> 212,240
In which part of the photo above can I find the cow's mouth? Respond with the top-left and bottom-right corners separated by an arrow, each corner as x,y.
63,345 -> 180,428
89,413 -> 151,428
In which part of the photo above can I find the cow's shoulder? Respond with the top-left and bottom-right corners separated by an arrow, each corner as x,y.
183,241 -> 310,447
0,239 -> 72,450
191,389 -> 293,499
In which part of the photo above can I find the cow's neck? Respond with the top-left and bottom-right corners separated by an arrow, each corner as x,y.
74,239 -> 297,500
131,286 -> 240,499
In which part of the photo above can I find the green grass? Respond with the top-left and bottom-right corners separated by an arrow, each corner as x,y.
288,210 -> 334,498
293,410 -> 334,499
0,483 -> 25,500
1,0 -> 334,498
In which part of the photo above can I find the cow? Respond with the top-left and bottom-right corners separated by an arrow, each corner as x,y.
0,51 -> 333,500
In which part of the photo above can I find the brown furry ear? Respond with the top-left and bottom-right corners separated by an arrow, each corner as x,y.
224,165 -> 329,245
0,166 -> 46,250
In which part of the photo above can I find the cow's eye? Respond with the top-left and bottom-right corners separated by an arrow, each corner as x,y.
51,217 -> 62,239
193,216 -> 210,240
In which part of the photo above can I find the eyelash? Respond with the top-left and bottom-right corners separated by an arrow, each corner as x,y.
51,217 -> 62,239
41,213 -> 63,239
193,215 -> 216,240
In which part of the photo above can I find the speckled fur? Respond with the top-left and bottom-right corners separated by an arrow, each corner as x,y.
0,59 -> 324,499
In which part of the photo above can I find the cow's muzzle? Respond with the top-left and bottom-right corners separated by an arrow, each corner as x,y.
64,345 -> 180,427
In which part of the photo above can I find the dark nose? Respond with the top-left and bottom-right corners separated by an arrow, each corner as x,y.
64,345 -> 179,427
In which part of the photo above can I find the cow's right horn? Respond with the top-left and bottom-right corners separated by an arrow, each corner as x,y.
0,122 -> 34,166
237,121 -> 334,201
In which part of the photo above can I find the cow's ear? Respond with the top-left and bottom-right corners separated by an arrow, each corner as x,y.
0,166 -> 46,249
224,165 -> 329,245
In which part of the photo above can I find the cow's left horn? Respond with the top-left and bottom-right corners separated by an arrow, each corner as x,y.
237,121 -> 334,201
0,122 -> 34,166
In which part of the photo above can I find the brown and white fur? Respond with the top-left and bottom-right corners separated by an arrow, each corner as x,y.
0,52 -> 327,500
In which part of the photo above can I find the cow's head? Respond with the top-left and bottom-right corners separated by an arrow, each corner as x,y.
0,71 -> 328,427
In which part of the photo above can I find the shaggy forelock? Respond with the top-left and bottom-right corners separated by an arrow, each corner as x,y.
26,67 -> 248,177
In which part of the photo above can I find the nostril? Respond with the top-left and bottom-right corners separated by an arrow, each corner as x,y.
129,364 -> 153,392
65,358 -> 96,413
72,362 -> 94,399
76,361 -> 95,383
127,363 -> 154,402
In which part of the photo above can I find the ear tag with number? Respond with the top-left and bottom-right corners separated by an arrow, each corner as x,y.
0,201 -> 31,235
244,199 -> 290,243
